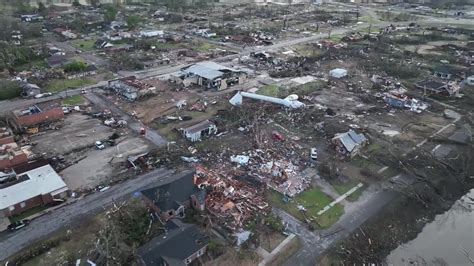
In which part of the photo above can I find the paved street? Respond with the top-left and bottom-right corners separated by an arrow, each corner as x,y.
0,168 -> 189,262
276,177 -> 404,266
83,92 -> 168,147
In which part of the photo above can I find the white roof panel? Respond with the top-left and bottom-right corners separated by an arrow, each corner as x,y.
0,165 -> 68,209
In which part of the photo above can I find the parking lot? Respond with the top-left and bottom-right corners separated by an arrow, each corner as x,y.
30,113 -> 151,191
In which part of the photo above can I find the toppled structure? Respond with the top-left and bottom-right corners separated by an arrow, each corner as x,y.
332,130 -> 368,157
195,166 -> 269,232
415,79 -> 461,97
109,76 -> 156,101
229,91 -> 305,109
179,120 -> 217,142
12,101 -> 64,127
175,61 -> 247,90
0,162 -> 69,217
0,128 -> 28,170
383,89 -> 428,113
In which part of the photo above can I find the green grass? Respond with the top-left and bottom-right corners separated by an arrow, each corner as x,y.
195,42 -> 217,52
71,39 -> 96,51
257,85 -> 280,97
62,95 -> 85,105
0,83 -> 22,100
14,59 -> 48,71
267,187 -> 344,228
332,180 -> 364,202
45,78 -> 95,92
292,81 -> 325,95
154,42 -> 182,50
9,205 -> 49,223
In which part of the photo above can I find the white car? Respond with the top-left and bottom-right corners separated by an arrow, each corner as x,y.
95,141 -> 105,150
310,148 -> 318,160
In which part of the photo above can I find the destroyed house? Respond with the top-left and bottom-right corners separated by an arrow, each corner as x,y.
179,61 -> 247,90
137,221 -> 208,266
94,39 -> 113,49
0,141 -> 28,170
140,172 -> 205,222
12,101 -> 64,127
332,130 -> 368,157
109,76 -> 156,101
195,167 -> 270,232
66,64 -> 98,79
415,79 -> 460,97
433,65 -> 461,80
179,120 -> 217,142
46,54 -> 69,68
0,127 -> 28,170
20,14 -> 43,22
21,83 -> 41,98
0,162 -> 69,217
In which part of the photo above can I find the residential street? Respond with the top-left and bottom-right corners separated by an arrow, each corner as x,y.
0,168 -> 189,262
277,176 -> 406,266
83,92 -> 168,147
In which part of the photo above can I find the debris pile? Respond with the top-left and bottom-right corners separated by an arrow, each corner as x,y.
195,166 -> 269,232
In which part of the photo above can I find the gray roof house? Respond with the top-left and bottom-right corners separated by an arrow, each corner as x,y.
137,221 -> 209,266
179,120 -> 217,142
140,172 -> 206,222
178,61 -> 247,90
332,130 -> 368,157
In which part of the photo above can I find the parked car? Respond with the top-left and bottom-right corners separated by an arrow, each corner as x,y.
310,148 -> 318,160
34,92 -> 53,99
95,141 -> 105,150
8,219 -> 31,232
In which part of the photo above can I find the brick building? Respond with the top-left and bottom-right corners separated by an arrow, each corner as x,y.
0,128 -> 28,170
12,101 -> 64,127
0,162 -> 69,217
140,172 -> 206,222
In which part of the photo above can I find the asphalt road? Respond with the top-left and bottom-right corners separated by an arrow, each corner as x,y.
83,92 -> 168,147
0,168 -> 190,262
0,81 -> 108,115
276,175 -> 411,266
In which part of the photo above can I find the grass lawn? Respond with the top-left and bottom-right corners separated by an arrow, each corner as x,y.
62,95 -> 85,105
332,180 -> 364,202
45,78 -> 95,93
291,80 -> 325,96
257,85 -> 280,97
71,39 -> 96,51
267,187 -> 344,228
14,59 -> 48,71
195,42 -> 217,52
9,205 -> 49,223
0,83 -> 22,100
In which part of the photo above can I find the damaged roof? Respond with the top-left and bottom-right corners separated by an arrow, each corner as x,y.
181,120 -> 216,134
141,172 -> 202,211
182,61 -> 236,80
333,130 -> 367,153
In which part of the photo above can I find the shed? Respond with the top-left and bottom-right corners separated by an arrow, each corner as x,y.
179,120 -> 217,142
